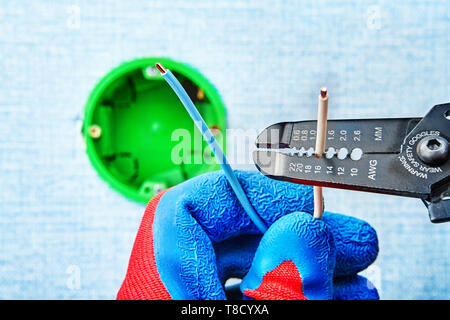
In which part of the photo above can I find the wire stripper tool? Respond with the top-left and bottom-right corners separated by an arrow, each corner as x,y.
253,103 -> 450,223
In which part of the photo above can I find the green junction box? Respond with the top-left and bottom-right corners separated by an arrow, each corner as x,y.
83,58 -> 227,203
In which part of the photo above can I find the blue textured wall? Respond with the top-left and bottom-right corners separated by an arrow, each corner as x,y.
0,0 -> 449,299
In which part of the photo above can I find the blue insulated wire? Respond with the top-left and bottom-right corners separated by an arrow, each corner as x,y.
156,63 -> 267,233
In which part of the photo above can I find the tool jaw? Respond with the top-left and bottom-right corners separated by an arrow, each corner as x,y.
253,104 -> 450,223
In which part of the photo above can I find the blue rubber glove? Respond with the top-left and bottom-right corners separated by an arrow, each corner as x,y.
117,170 -> 379,300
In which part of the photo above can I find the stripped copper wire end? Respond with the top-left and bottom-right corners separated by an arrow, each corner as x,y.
155,62 -> 167,74
320,86 -> 327,98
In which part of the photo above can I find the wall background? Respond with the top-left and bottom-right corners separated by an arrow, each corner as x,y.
0,0 -> 449,299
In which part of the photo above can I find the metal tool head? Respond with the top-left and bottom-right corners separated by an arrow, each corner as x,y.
253,104 -> 450,223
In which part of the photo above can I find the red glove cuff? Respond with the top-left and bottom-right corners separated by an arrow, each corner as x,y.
117,191 -> 171,300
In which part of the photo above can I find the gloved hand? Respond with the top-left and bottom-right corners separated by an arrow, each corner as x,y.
117,170 -> 379,300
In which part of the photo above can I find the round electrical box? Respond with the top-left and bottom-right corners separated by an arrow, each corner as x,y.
83,57 -> 226,203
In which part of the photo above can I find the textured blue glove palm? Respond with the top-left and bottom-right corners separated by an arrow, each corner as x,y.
118,170 -> 379,300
